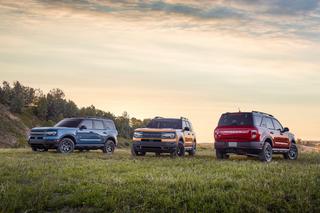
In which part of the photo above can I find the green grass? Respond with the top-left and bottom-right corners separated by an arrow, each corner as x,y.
0,148 -> 319,212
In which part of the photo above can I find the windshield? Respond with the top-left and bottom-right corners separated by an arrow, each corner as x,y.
147,119 -> 182,129
218,113 -> 253,127
55,118 -> 83,128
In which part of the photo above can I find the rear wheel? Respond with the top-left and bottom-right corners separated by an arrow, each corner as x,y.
31,147 -> 38,152
215,149 -> 229,159
103,140 -> 115,154
57,138 -> 75,154
259,142 -> 273,162
284,143 -> 298,160
155,152 -> 161,156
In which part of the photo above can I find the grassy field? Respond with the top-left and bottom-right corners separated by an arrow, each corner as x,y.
0,147 -> 320,212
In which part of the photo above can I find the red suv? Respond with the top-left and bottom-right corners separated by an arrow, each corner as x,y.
214,111 -> 298,162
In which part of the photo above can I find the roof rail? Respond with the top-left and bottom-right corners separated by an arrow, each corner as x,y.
154,116 -> 164,119
85,116 -> 104,119
252,111 -> 274,117
180,117 -> 188,120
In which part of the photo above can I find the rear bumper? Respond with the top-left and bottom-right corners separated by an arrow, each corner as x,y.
28,138 -> 59,149
133,141 -> 177,153
215,141 -> 263,155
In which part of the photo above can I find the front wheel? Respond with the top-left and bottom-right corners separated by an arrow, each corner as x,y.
259,142 -> 273,162
284,144 -> 298,160
57,138 -> 75,154
131,145 -> 146,156
176,142 -> 185,157
103,140 -> 115,154
188,143 -> 196,156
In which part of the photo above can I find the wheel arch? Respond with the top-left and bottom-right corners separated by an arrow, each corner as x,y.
106,136 -> 117,146
264,137 -> 273,147
61,135 -> 77,144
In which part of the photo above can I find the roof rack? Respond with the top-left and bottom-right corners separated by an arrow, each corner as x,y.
180,117 -> 188,120
154,116 -> 164,119
252,111 -> 274,117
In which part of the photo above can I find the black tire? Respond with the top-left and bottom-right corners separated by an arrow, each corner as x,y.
188,143 -> 196,156
259,142 -> 273,162
216,149 -> 229,159
155,152 -> 161,156
131,145 -> 146,156
103,140 -> 115,154
31,147 -> 37,152
57,138 -> 75,154
176,142 -> 185,157
284,143 -> 298,160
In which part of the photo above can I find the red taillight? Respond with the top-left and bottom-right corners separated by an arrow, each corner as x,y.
214,129 -> 219,140
250,129 -> 260,141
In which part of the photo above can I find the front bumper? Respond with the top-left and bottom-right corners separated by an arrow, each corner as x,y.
28,137 -> 60,149
132,141 -> 177,153
215,141 -> 264,155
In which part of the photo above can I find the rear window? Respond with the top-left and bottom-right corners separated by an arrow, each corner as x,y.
104,120 -> 116,130
218,113 -> 253,127
147,119 -> 182,129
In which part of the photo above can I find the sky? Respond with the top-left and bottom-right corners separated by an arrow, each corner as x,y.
0,0 -> 320,142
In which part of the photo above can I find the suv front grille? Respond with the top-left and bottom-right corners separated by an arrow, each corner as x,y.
142,132 -> 162,139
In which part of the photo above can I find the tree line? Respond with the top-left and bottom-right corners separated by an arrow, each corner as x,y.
0,81 -> 151,138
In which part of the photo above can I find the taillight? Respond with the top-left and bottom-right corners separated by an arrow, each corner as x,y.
250,129 -> 260,141
214,129 -> 220,140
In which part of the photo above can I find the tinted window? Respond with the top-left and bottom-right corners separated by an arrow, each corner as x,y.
81,120 -> 93,129
273,119 -> 283,131
186,121 -> 192,131
253,115 -> 262,126
55,118 -> 83,128
218,113 -> 253,127
93,120 -> 104,130
147,119 -> 182,129
264,117 -> 275,129
182,120 -> 188,129
104,120 -> 115,130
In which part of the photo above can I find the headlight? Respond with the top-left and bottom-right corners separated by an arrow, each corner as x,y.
46,131 -> 57,136
133,132 -> 143,138
161,132 -> 176,139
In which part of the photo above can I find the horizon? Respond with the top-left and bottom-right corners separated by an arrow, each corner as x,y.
1,0 -> 320,142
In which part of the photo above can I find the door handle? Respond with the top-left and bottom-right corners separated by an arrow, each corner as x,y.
103,132 -> 107,134
89,131 -> 94,134
270,131 -> 274,134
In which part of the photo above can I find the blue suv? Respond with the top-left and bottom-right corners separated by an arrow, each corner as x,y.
28,117 -> 118,154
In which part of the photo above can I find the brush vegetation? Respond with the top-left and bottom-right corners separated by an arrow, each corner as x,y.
0,148 -> 319,212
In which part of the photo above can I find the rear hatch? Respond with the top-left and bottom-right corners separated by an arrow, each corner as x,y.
214,113 -> 259,142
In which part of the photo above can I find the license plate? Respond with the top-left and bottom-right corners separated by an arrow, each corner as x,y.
228,142 -> 237,147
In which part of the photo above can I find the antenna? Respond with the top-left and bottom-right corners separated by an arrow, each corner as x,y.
238,107 -> 241,112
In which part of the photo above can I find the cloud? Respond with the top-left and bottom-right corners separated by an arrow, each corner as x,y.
0,0 -> 319,42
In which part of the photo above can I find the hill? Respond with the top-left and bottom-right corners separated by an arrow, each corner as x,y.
0,104 -> 28,148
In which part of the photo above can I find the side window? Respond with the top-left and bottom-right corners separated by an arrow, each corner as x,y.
104,120 -> 115,130
273,119 -> 283,131
253,115 -> 262,126
182,120 -> 188,129
81,120 -> 93,129
265,118 -> 275,130
93,120 -> 104,130
187,121 -> 193,131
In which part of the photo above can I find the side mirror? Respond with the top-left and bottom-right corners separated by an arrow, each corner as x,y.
183,126 -> 190,132
79,125 -> 87,130
282,127 -> 289,132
